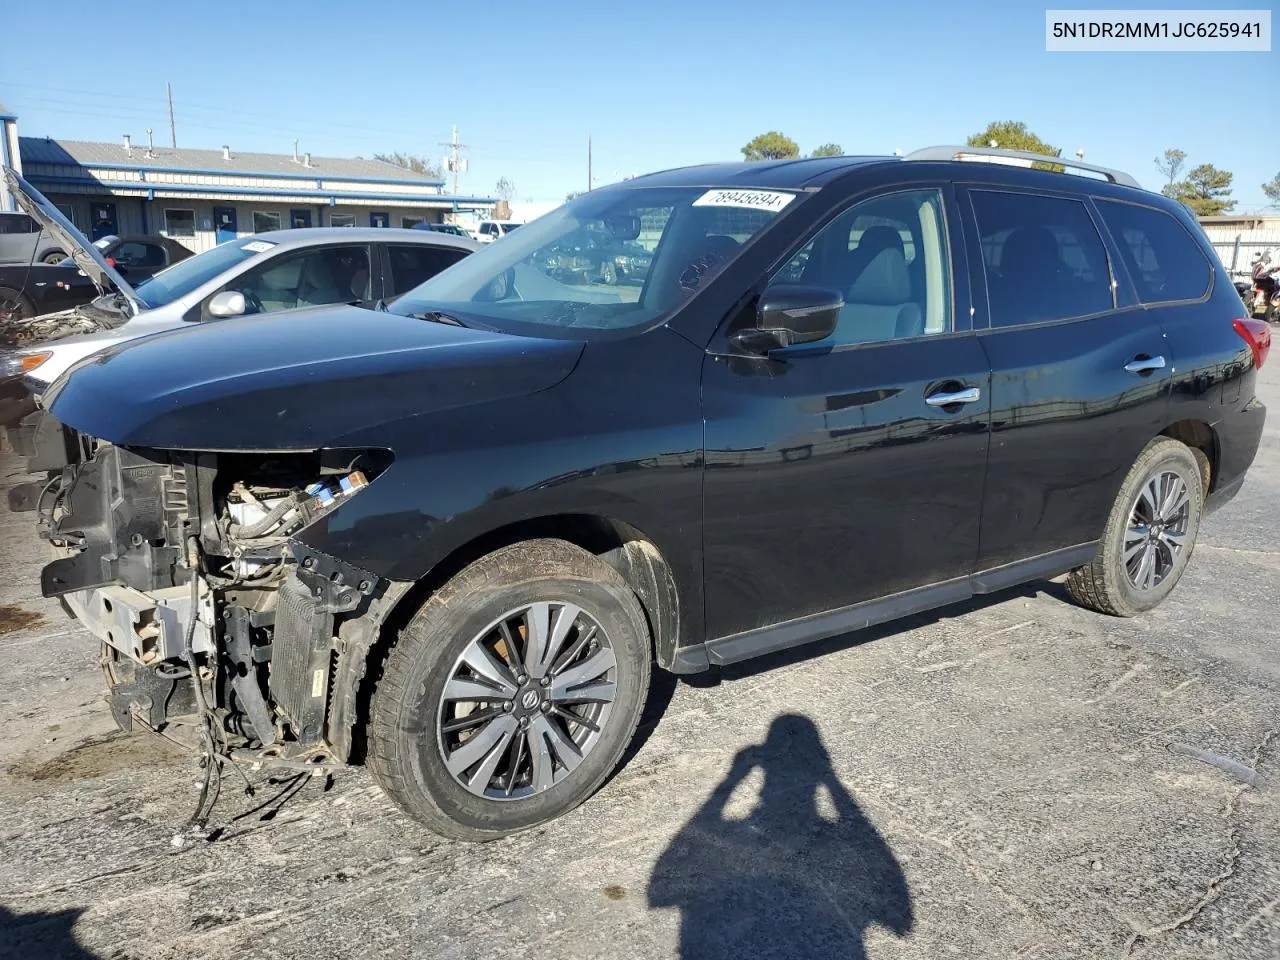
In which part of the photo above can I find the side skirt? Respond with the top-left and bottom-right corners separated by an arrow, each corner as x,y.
682,542 -> 1099,669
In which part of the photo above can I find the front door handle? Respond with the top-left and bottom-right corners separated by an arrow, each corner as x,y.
1124,355 -> 1166,374
925,386 -> 981,407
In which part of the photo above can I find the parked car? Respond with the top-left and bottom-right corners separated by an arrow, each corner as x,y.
0,210 -> 67,265
473,219 -> 522,243
0,167 -> 478,413
16,149 -> 1267,841
91,234 -> 194,281
412,222 -> 472,238
541,229 -> 653,284
0,261 -> 99,325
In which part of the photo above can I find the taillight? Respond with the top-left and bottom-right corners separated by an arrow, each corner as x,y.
1233,317 -> 1271,369
105,256 -> 115,267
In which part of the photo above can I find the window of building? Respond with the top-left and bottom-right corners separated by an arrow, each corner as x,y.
385,244 -> 471,297
774,189 -> 951,346
1095,200 -> 1211,304
253,211 -> 282,233
402,216 -> 427,229
329,213 -> 356,228
164,209 -> 196,238
969,191 -> 1113,328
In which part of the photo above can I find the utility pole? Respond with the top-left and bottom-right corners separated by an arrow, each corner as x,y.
438,125 -> 469,195
587,135 -> 592,192
166,82 -> 177,148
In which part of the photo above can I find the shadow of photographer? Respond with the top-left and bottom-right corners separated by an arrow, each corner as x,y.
648,713 -> 913,960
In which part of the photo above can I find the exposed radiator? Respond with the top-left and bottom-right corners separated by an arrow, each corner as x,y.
268,574 -> 334,743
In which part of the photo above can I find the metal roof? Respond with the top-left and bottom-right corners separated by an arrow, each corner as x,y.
624,156 -> 892,189
19,137 -> 444,185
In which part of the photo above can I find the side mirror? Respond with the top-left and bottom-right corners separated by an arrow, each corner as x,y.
732,284 -> 842,353
207,290 -> 247,318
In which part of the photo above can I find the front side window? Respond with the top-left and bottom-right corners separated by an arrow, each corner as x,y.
386,244 -> 470,297
1095,200 -> 1211,304
774,189 -> 951,345
253,211 -> 282,233
214,244 -> 371,317
970,191 -> 1113,328
164,209 -> 195,238
391,186 -> 794,333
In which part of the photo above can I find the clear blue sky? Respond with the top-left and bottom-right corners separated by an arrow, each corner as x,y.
2,0 -> 1276,207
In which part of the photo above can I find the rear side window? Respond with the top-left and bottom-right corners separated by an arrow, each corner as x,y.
386,244 -> 470,296
0,214 -> 37,234
1095,200 -> 1211,304
970,191 -> 1113,328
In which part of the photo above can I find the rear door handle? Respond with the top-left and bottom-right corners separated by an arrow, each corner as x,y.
1124,355 -> 1166,374
925,386 -> 981,407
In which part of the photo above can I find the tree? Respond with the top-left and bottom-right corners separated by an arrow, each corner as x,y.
1166,163 -> 1236,216
565,190 -> 583,203
373,152 -> 442,179
965,121 -> 1062,171
809,143 -> 843,158
1263,172 -> 1280,209
495,177 -> 516,202
1154,148 -> 1186,187
741,131 -> 800,162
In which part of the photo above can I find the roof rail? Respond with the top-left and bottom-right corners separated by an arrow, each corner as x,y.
904,145 -> 1141,189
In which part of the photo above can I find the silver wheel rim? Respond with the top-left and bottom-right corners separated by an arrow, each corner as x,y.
436,601 -> 617,800
1124,470 -> 1191,591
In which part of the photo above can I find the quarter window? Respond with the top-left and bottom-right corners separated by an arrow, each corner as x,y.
1095,200 -> 1211,304
164,209 -> 195,238
773,189 -> 951,346
113,241 -> 167,268
970,191 -> 1113,328
253,211 -> 282,233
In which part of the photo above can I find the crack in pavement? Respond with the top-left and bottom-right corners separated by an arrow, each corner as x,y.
1120,728 -> 1277,958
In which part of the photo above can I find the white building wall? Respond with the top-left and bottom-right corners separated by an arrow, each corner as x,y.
1202,218 -> 1280,274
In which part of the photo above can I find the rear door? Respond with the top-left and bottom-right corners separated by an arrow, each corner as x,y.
701,185 -> 991,640
961,186 -> 1171,570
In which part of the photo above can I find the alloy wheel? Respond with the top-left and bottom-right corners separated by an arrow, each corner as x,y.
436,601 -> 617,800
1123,470 -> 1190,590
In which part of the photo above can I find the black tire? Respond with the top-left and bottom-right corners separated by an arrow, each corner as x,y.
1066,437 -> 1204,617
40,250 -> 67,265
0,286 -> 35,323
368,539 -> 652,840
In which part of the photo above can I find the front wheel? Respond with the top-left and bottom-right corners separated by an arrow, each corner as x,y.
0,286 -> 35,324
1066,437 -> 1204,617
368,539 -> 651,840
41,250 -> 67,265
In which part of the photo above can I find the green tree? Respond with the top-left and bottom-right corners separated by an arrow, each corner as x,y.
741,131 -> 800,162
1166,163 -> 1236,216
809,143 -> 843,158
1263,172 -> 1280,208
373,152 -> 442,179
1154,148 -> 1186,188
966,121 -> 1062,171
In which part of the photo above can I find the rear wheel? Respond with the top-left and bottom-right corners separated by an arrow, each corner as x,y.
368,539 -> 651,840
1066,437 -> 1203,617
0,286 -> 34,323
40,251 -> 66,265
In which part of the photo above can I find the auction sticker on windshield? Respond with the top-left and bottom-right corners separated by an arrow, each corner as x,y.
241,241 -> 276,254
692,189 -> 796,212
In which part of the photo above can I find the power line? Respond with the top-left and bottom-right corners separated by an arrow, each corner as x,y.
438,125 -> 469,196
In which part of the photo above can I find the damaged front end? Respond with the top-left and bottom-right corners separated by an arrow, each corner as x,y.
0,299 -> 130,352
37,441 -> 397,767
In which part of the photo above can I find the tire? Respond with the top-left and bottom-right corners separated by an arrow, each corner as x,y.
1066,437 -> 1204,617
0,286 -> 35,323
368,539 -> 652,840
40,250 -> 67,265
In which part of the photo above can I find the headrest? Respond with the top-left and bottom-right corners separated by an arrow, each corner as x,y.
848,248 -> 911,304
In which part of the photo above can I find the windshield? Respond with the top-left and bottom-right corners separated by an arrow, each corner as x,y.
132,239 -> 277,309
390,187 -> 795,332
499,222 -> 520,233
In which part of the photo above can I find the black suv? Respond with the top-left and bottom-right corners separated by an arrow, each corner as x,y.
23,148 -> 1268,839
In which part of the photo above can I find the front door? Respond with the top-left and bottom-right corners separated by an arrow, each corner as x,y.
213,206 -> 238,245
290,209 -> 313,229
960,186 -> 1172,570
89,202 -> 117,241
701,186 -> 991,640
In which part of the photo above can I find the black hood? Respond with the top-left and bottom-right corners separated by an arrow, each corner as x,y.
45,304 -> 583,450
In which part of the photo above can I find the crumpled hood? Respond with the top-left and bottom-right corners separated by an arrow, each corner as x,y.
45,304 -> 584,450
